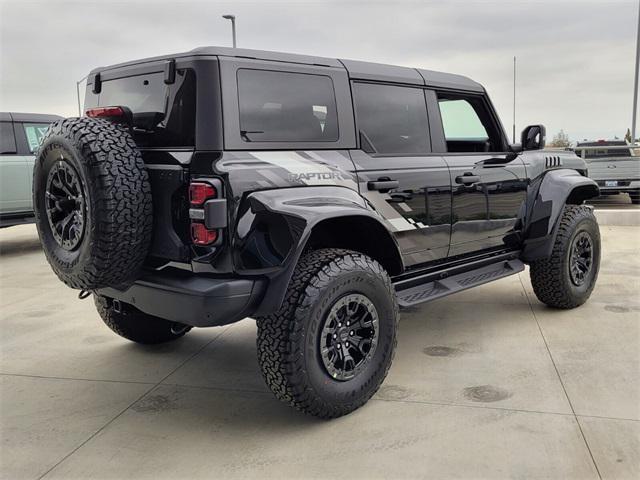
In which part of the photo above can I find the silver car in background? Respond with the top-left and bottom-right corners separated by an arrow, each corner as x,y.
1,112 -> 61,227
574,140 -> 640,205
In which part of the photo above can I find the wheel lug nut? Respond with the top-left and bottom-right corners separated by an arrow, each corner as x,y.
338,323 -> 342,327
333,334 -> 337,339
346,322 -> 350,326
337,343 -> 341,348
350,331 -> 354,336
346,342 -> 350,347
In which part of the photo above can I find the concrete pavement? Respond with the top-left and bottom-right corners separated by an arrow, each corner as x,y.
1,224 -> 638,479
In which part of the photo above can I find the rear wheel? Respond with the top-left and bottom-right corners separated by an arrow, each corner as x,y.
257,249 -> 398,418
530,205 -> 600,309
94,295 -> 191,344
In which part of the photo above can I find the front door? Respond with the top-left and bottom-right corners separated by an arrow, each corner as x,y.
432,92 -> 528,257
351,82 -> 451,267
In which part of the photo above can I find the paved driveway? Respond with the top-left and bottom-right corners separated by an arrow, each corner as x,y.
1,224 -> 638,479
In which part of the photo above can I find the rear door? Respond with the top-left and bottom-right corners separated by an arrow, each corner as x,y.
0,120 -> 32,215
429,91 -> 527,256
351,82 -> 451,266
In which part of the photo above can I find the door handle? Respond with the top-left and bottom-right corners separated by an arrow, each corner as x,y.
368,179 -> 399,191
455,173 -> 481,185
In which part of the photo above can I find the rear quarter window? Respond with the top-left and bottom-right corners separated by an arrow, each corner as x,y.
0,122 -> 16,154
237,69 -> 339,143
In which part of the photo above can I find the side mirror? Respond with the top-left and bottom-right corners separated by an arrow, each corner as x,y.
521,125 -> 546,151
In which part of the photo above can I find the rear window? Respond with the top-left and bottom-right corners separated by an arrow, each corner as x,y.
237,69 -> 338,143
576,148 -> 631,159
87,69 -> 196,148
0,122 -> 16,154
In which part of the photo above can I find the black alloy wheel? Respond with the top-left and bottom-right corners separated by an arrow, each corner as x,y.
569,231 -> 593,287
45,160 -> 86,251
320,293 -> 379,381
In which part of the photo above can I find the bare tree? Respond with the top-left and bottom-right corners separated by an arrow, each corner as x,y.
549,129 -> 571,148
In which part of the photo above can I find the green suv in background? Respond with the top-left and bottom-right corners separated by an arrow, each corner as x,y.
1,112 -> 61,227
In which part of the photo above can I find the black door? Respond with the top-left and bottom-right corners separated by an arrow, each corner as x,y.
430,91 -> 528,257
351,82 -> 451,267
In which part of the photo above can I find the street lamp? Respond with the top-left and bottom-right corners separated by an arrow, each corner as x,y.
222,14 -> 237,48
632,1 -> 639,144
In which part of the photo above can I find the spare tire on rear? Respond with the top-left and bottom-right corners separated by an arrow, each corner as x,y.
33,117 -> 152,290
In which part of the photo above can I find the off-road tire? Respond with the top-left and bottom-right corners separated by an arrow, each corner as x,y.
530,205 -> 600,309
33,117 -> 152,290
257,249 -> 398,418
94,295 -> 190,344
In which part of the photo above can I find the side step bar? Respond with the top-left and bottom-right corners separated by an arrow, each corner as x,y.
395,259 -> 525,308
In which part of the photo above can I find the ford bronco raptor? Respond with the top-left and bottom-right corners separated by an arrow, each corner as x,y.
33,47 -> 600,418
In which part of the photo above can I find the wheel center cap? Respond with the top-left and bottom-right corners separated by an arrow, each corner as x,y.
338,329 -> 349,342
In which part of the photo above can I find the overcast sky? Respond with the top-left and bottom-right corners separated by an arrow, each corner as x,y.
1,0 -> 638,142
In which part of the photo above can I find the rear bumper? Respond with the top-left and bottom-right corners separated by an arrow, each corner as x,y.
595,180 -> 640,193
97,269 -> 266,327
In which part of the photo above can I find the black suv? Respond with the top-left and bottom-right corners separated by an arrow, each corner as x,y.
33,47 -> 601,418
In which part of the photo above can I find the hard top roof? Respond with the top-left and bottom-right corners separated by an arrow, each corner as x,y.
1,112 -> 62,123
92,46 -> 484,92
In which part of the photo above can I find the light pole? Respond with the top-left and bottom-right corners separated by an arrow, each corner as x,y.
632,0 -> 640,144
513,56 -> 517,144
76,74 -> 89,116
222,14 -> 236,48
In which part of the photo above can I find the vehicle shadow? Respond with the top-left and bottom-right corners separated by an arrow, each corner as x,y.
0,226 -> 42,257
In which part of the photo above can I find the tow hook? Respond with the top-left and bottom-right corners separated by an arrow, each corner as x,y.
112,299 -> 122,314
78,289 -> 92,300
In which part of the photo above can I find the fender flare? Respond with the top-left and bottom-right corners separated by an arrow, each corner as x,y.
521,169 -> 599,262
231,185 -> 403,315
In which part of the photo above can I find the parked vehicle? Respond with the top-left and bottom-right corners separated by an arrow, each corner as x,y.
574,140 -> 640,204
33,47 -> 601,418
0,112 -> 61,227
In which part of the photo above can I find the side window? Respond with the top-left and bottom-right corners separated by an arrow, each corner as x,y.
437,93 -> 502,152
22,123 -> 51,153
237,69 -> 338,142
352,83 -> 430,155
0,122 -> 16,154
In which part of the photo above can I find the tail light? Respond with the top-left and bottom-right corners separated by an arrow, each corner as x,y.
189,182 -> 216,206
191,223 -> 218,245
189,179 -> 223,247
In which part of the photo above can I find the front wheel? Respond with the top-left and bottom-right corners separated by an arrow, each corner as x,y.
257,249 -> 398,418
530,205 -> 600,309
